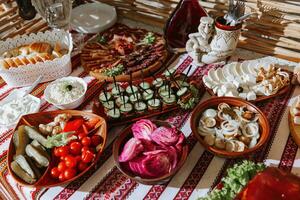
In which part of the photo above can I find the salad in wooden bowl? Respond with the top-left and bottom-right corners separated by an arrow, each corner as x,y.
7,110 -> 107,188
190,97 -> 270,158
199,160 -> 300,200
113,119 -> 188,185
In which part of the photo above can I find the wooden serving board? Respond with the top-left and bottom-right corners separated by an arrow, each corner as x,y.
92,74 -> 205,127
205,69 -> 293,104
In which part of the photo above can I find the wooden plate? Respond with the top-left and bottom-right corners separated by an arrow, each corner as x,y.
92,74 -> 205,127
7,110 -> 107,188
80,23 -> 171,82
190,97 -> 270,158
206,84 -> 291,103
288,105 -> 300,147
113,120 -> 188,185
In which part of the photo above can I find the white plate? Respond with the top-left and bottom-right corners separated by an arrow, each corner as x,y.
0,90 -> 41,128
71,2 -> 117,33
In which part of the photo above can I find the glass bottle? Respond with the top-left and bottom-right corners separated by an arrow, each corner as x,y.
16,0 -> 37,20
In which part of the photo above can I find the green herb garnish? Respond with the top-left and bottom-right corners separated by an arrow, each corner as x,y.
45,131 -> 77,148
141,32 -> 156,45
102,64 -> 124,77
66,85 -> 73,91
198,161 -> 266,200
97,35 -> 107,44
177,85 -> 199,109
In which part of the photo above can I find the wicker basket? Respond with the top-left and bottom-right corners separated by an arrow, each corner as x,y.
0,29 -> 73,87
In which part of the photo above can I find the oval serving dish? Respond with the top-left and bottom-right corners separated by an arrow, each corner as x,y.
7,110 -> 107,188
113,120 -> 188,185
190,97 -> 270,158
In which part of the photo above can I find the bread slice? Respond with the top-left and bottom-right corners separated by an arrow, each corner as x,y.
0,59 -> 9,69
5,58 -> 17,68
13,57 -> 24,67
19,56 -> 30,65
27,56 -> 37,64
29,42 -> 52,54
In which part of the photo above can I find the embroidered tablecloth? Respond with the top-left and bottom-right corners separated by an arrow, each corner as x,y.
0,33 -> 299,200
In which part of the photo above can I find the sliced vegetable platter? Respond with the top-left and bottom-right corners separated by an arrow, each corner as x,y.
92,72 -> 205,127
7,110 -> 107,188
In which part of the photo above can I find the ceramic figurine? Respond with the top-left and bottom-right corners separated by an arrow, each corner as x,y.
186,16 -> 242,65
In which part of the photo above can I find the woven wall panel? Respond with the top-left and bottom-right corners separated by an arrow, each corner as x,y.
96,0 -> 300,62
0,0 -> 299,62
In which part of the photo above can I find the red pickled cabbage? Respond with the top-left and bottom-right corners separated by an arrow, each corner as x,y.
131,119 -> 157,141
165,146 -> 178,170
119,138 -> 144,162
129,151 -> 171,178
175,134 -> 185,153
150,126 -> 179,146
142,140 -> 158,151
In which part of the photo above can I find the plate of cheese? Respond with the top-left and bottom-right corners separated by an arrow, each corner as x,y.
203,61 -> 291,102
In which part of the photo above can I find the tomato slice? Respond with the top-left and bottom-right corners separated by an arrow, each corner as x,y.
63,119 -> 84,132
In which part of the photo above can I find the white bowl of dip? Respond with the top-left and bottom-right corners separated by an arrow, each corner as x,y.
44,77 -> 87,110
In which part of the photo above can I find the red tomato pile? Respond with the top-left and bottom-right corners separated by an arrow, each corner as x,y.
50,117 -> 103,182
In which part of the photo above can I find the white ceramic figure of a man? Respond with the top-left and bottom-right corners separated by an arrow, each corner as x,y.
186,17 -> 214,65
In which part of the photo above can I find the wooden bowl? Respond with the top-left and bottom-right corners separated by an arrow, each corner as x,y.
113,120 -> 188,185
288,103 -> 300,147
7,110 -> 107,188
190,97 -> 270,158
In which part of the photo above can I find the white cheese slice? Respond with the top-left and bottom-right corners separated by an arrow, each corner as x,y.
235,63 -> 244,77
240,62 -> 251,75
208,69 -> 220,83
228,63 -> 240,77
215,68 -> 226,83
217,89 -> 225,97
239,93 -> 247,99
247,64 -> 258,76
203,75 -> 216,89
222,65 -> 235,82
247,91 -> 257,101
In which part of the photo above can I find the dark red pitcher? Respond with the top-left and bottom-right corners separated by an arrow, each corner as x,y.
164,0 -> 208,50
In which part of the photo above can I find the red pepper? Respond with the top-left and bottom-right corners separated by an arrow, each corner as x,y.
84,118 -> 100,130
82,124 -> 89,134
63,119 -> 84,132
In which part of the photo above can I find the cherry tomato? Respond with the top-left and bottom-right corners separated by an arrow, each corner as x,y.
54,147 -> 60,157
75,155 -> 81,162
78,133 -> 86,140
81,146 -> 90,153
81,136 -> 91,147
60,156 -> 66,161
64,168 -> 77,180
91,135 -> 103,147
65,156 -> 77,168
58,173 -> 65,182
57,162 -> 67,172
70,141 -> 82,155
58,146 -> 69,157
51,167 -> 60,178
78,161 -> 88,171
81,150 -> 95,163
